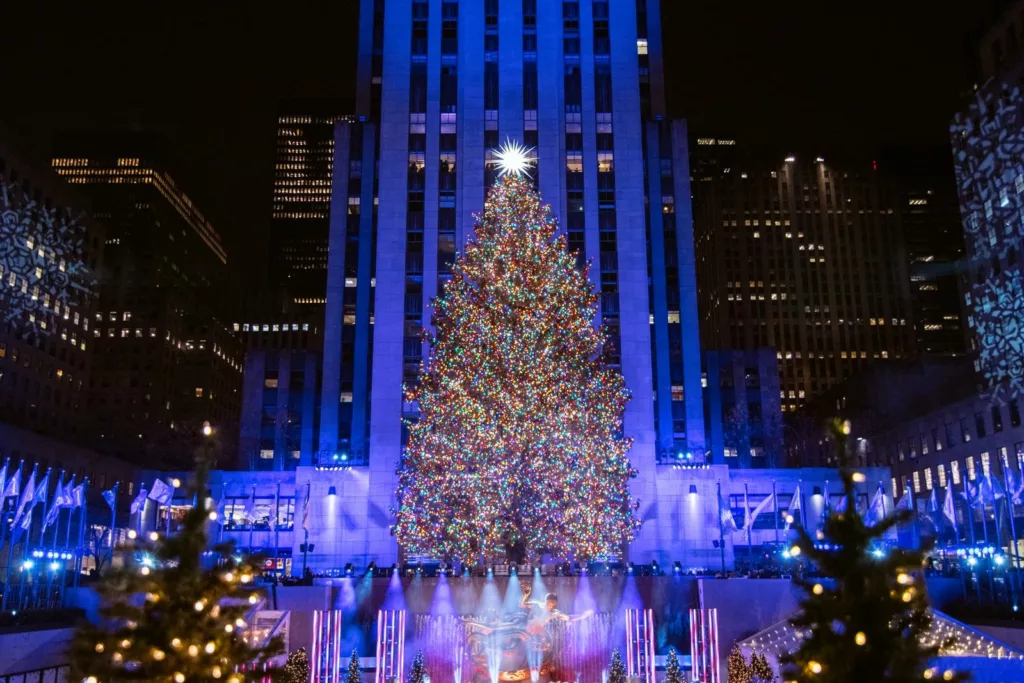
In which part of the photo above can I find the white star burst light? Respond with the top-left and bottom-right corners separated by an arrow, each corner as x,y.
492,138 -> 536,178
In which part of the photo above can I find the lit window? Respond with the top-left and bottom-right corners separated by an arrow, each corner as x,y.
951,461 -> 961,485
195,387 -> 204,398
924,468 -> 933,491
636,39 -> 648,55
966,456 -> 976,480
937,464 -> 946,488
912,471 -> 921,493
981,452 -> 990,476
260,449 -> 274,460
265,378 -> 279,389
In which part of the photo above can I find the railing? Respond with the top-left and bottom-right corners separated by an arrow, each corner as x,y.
0,665 -> 68,683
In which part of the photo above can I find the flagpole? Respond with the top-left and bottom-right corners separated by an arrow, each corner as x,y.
772,479 -> 779,545
108,483 -> 119,567
73,478 -> 89,591
0,457 -> 11,557
1,516 -> 15,612
744,483 -> 752,562
274,483 -> 281,577
248,484 -> 255,555
799,479 -> 807,531
36,468 -> 52,549
716,481 -> 726,572
1001,459 -> 1023,603
166,480 -> 175,537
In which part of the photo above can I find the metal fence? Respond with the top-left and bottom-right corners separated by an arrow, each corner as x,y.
0,665 -> 69,683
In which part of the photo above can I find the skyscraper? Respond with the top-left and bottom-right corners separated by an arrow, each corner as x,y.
270,100 -> 355,320
693,141 -> 917,411
307,0 -> 706,564
52,133 -> 243,467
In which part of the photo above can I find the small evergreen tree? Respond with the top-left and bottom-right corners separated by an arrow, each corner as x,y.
408,650 -> 426,683
608,649 -> 627,683
781,419 -> 969,683
664,648 -> 684,683
347,649 -> 361,683
284,648 -> 310,683
727,646 -> 751,683
69,443 -> 282,682
748,652 -> 774,683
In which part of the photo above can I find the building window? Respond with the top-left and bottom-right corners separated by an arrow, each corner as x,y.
912,471 -> 921,493
992,406 -> 1004,433
924,468 -> 933,490
933,428 -> 942,452
920,433 -> 928,455
1011,400 -> 1022,428
967,456 -> 976,480
981,452 -> 991,476
260,449 -> 274,460
951,460 -> 961,485
945,422 -> 956,447
195,387 -> 203,398
937,464 -> 947,488
265,378 -> 279,389
960,417 -> 971,443
975,412 -> 987,438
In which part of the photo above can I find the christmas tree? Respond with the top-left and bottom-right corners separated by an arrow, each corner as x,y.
69,443 -> 282,682
347,649 -> 361,683
408,650 -> 426,683
393,169 -> 639,563
284,648 -> 310,683
664,647 -> 684,683
781,420 -> 967,683
727,646 -> 751,683
608,649 -> 627,683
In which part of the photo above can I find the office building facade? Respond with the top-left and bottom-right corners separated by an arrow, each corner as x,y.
270,0 -> 708,566
52,134 -> 243,467
271,101 -> 356,320
693,141 -> 916,411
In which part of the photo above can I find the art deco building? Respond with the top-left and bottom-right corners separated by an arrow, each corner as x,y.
693,141 -> 916,412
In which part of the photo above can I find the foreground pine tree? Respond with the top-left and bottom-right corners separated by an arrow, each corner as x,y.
748,652 -> 774,683
283,648 -> 310,683
727,646 -> 752,683
393,171 -> 638,562
781,420 -> 967,683
69,448 -> 282,682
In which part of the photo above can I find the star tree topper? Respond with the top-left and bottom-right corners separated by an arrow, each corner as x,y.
492,138 -> 537,179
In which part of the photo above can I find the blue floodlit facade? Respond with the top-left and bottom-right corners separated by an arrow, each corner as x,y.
232,0 -> 713,568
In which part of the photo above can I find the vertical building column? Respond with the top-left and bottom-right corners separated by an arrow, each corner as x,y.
644,123 -> 675,458
536,0 -> 566,221
670,120 -> 707,457
367,0 -> 414,563
498,0 -> 524,143
704,352 -> 725,464
456,0 -> 485,250
351,125 -> 378,460
301,351 -> 318,464
643,0 -> 666,118
609,0 -> 658,560
238,351 -> 266,469
422,0 -> 442,338
318,124 -> 353,464
274,351 -> 292,471
579,0 -> 602,296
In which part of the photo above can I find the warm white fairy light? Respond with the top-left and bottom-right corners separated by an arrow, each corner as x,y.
492,138 -> 536,178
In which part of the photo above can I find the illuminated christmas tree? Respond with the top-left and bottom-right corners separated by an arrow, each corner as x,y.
284,648 -> 310,683
393,166 -> 638,562
748,652 -> 774,683
727,646 -> 752,683
408,651 -> 426,683
781,420 -> 967,683
69,448 -> 282,682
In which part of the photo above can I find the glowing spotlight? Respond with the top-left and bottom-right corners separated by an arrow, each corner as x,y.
202,421 -> 213,437
871,548 -> 885,559
21,560 -> 34,570
492,138 -> 537,178
967,557 -> 978,567
328,486 -> 337,497
995,555 -> 1006,566
171,478 -> 181,489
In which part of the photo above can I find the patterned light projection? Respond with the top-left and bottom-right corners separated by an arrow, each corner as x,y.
0,180 -> 92,336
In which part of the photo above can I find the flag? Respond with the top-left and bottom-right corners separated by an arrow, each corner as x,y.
929,488 -> 939,513
1015,478 -> 1024,506
895,491 -> 912,511
148,479 -> 174,505
943,486 -> 957,526
33,469 -> 50,505
1,461 -> 20,499
43,475 -> 67,528
71,483 -> 86,508
718,486 -> 738,533
0,460 -> 7,502
835,496 -> 849,513
302,482 -> 311,531
745,493 -> 775,532
981,474 -> 1004,502
269,485 -> 280,532
17,467 -> 37,513
788,485 -> 802,512
61,475 -> 75,507
866,485 -> 886,526
102,486 -> 117,511
244,486 -> 257,522
130,486 -> 148,514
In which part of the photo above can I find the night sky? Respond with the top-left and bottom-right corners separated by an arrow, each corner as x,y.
0,0 -> 988,286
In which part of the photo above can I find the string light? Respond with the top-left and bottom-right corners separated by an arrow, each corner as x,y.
195,600 -> 205,611
855,632 -> 866,646
205,642 -> 216,654
812,584 -> 823,595
174,673 -> 186,683
808,661 -> 822,674
148,531 -> 159,541
95,643 -> 104,653
392,174 -> 640,561
171,638 -> 182,649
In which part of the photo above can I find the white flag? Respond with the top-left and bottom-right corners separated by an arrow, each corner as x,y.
865,485 -> 886,526
943,486 -> 957,526
745,493 -> 775,532
148,479 -> 174,505
788,485 -> 801,512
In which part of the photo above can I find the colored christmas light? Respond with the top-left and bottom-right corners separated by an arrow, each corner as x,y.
393,174 -> 639,563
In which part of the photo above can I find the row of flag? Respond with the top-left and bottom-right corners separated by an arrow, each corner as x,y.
719,482 -> 894,535
0,460 -> 87,540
